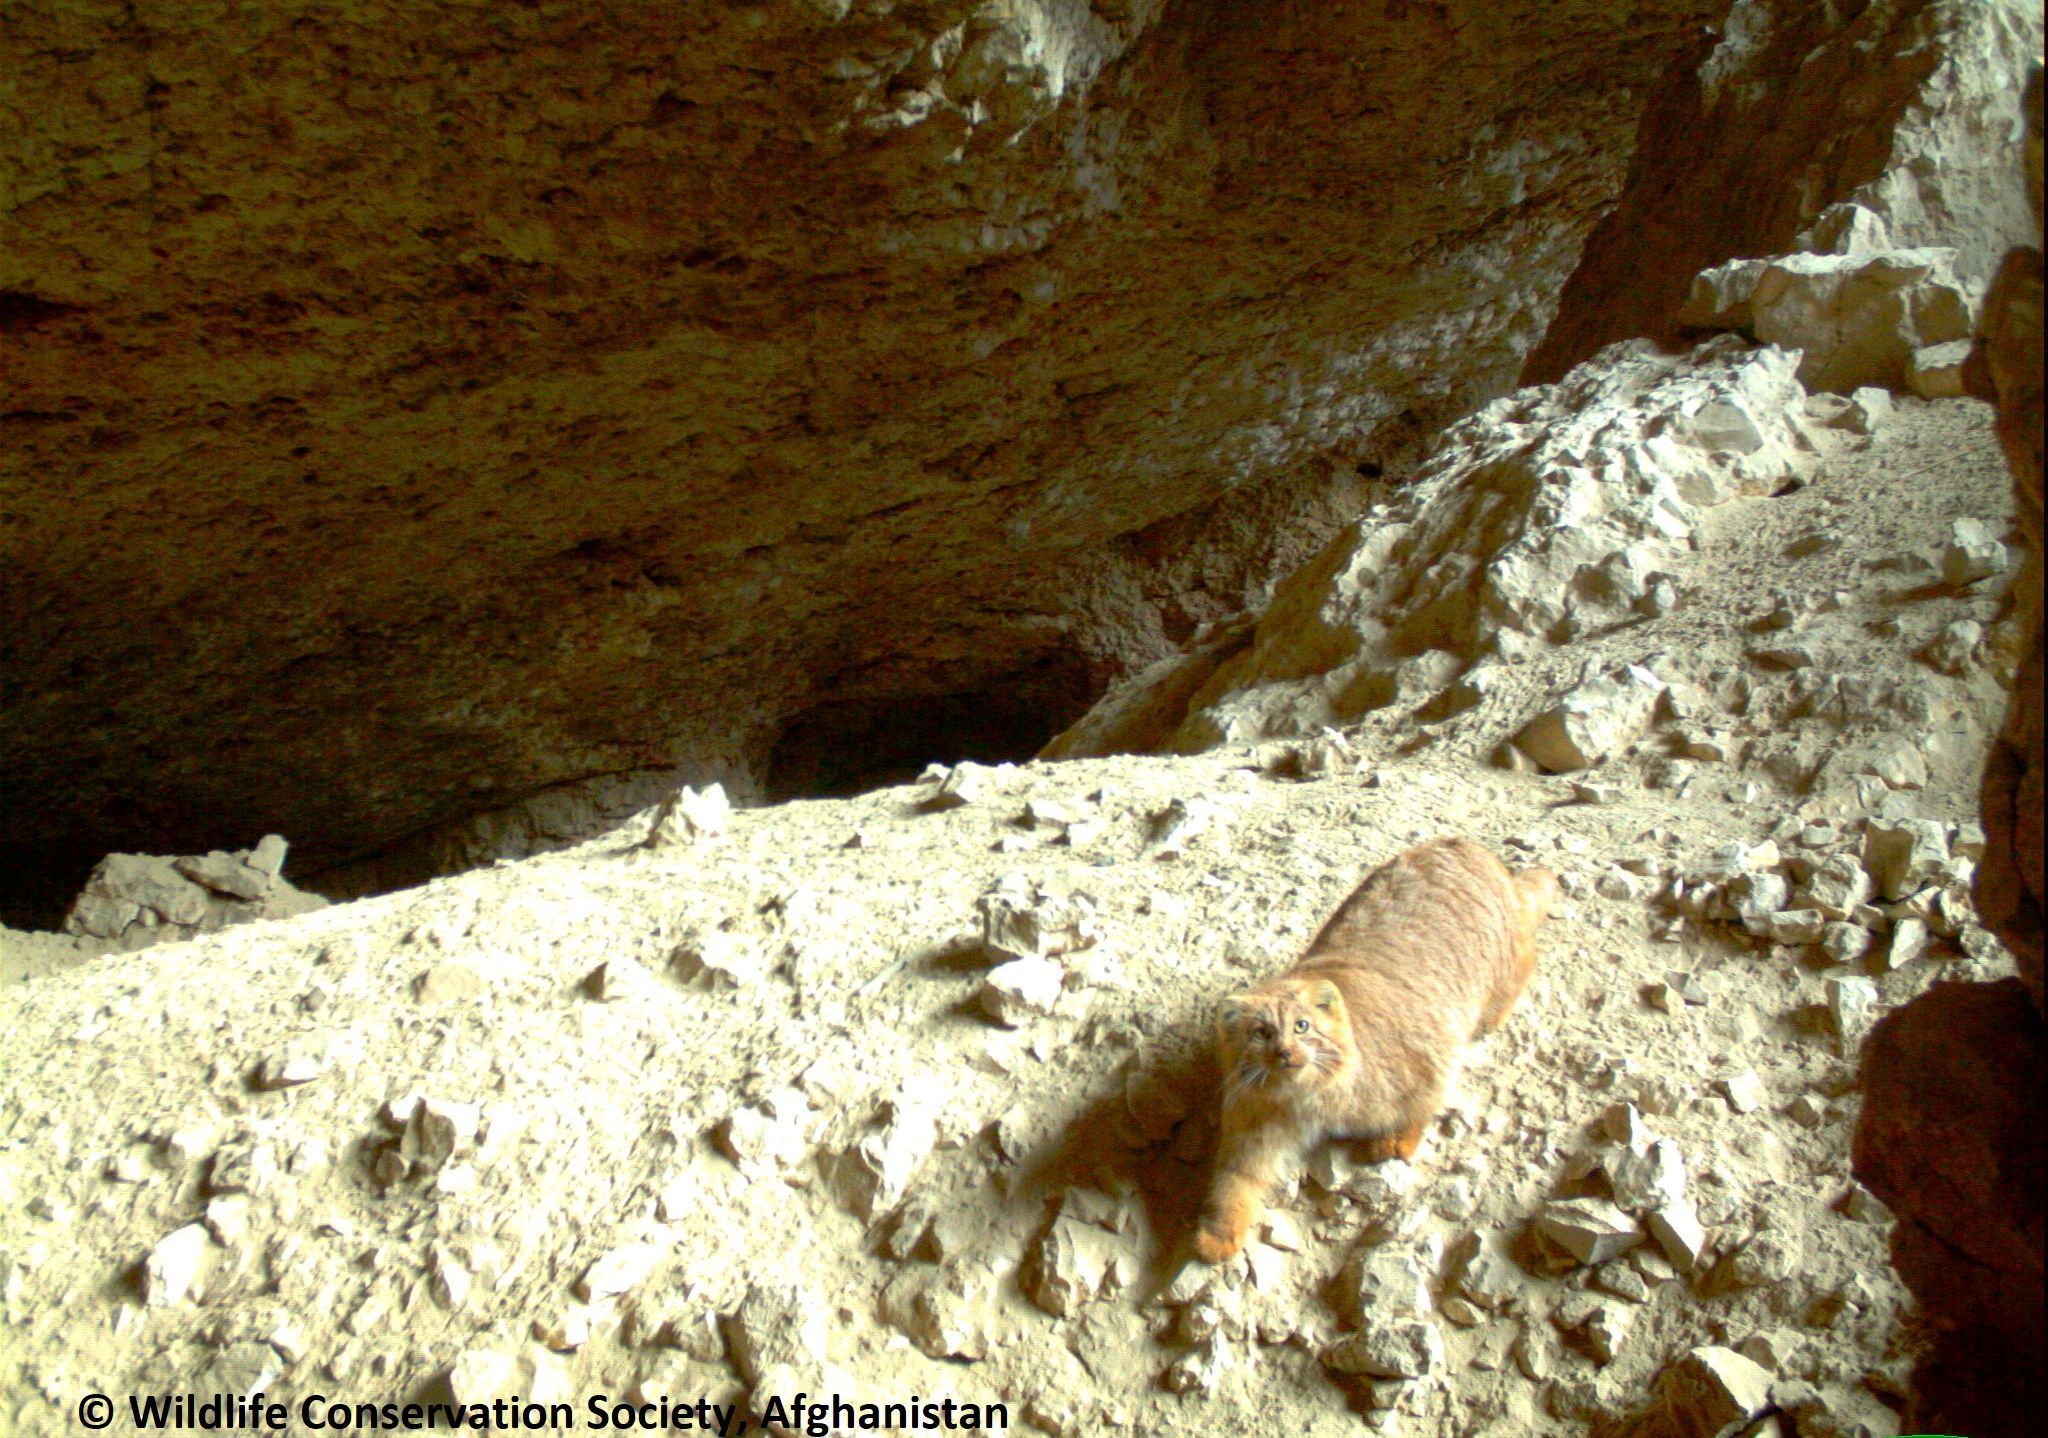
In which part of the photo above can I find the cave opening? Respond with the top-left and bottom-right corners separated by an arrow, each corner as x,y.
763,653 -> 1098,803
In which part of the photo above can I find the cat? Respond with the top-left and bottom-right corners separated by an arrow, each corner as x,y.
1195,836 -> 1556,1263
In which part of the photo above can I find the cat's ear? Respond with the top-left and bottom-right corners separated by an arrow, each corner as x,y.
1309,980 -> 1343,1013
1218,994 -> 1258,1029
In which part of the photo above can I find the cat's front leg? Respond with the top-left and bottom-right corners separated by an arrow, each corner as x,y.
1196,1123 -> 1298,1263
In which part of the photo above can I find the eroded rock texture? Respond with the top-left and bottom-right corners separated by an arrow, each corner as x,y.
1855,66 -> 2044,1438
1,0 -> 1725,897
1525,0 -> 2043,382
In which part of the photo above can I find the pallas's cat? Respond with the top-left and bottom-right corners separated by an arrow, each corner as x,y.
1196,837 -> 1556,1263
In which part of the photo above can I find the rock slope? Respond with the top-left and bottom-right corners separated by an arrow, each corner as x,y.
0,380 -> 2021,1437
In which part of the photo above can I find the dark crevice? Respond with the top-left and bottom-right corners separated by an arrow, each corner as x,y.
0,291 -> 87,335
763,652 -> 1097,803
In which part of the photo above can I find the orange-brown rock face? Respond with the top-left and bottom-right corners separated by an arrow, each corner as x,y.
0,1 -> 1722,891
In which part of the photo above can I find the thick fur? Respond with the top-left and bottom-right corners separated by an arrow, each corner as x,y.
1195,837 -> 1556,1263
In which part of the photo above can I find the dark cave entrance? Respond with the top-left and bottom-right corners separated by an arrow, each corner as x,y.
762,653 -> 1098,803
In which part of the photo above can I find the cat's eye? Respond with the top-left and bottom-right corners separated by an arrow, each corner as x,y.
1293,1018 -> 1310,1033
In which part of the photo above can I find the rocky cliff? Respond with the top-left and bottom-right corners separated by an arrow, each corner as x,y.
4,0 -> 1735,905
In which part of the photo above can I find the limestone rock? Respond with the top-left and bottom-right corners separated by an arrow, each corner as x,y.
371,1096 -> 480,1186
829,1098 -> 939,1223
143,1224 -> 216,1307
1863,819 -> 1952,901
1662,1346 -> 1774,1438
1144,797 -> 1218,859
723,1281 -> 828,1388
976,880 -> 1099,961
1909,339 -> 1974,398
716,1089 -> 814,1181
577,1242 -> 665,1302
978,954 -> 1065,1027
1605,1136 -> 1688,1213
1941,517 -> 2011,586
1164,1335 -> 1230,1395
672,930 -> 766,989
1553,1294 -> 1633,1365
1322,1315 -> 1444,1380
1923,618 -> 1985,676
1350,1245 -> 1434,1316
60,845 -> 325,950
1801,853 -> 1875,917
1820,922 -> 1872,967
1765,909 -> 1825,945
644,783 -> 731,846
1516,666 -> 1667,773
1719,1071 -> 1766,1114
1533,1198 -> 1641,1266
1826,976 -> 1881,1052
1647,1198 -> 1708,1272
1883,917 -> 1931,969
882,1262 -> 1003,1361
254,1041 -> 331,1091
1678,247 -> 1976,393
921,762 -> 999,812
173,851 -> 270,901
1048,342 -> 1816,758
1447,1230 -> 1521,1311
1029,1214 -> 1137,1317
1718,1226 -> 1805,1290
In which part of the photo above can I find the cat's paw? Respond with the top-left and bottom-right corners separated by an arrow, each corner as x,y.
1194,1227 -> 1241,1264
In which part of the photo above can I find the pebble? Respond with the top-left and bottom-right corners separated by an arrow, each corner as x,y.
1647,1199 -> 1708,1271
1322,1315 -> 1444,1379
717,1089 -> 814,1181
1533,1198 -> 1641,1266
724,1281 -> 829,1386
1921,619 -> 1983,675
1606,1136 -> 1688,1212
577,1242 -> 665,1302
1940,517 -> 2008,587
921,763 -> 997,811
1824,976 -> 1880,1052
1662,1346 -> 1774,1438
644,783 -> 732,844
143,1224 -> 214,1307
1718,1070 -> 1766,1114
1818,922 -> 1869,966
830,1098 -> 940,1222
1862,818 -> 1950,900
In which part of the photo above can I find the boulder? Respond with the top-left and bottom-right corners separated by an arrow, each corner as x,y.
1515,666 -> 1667,773
1677,248 -> 1976,393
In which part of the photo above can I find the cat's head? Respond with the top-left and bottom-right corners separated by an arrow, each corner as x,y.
1218,979 -> 1350,1090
